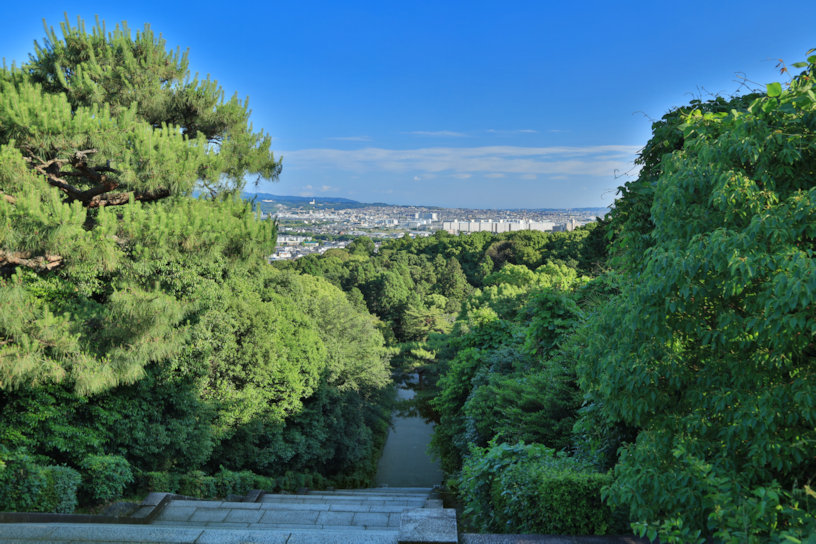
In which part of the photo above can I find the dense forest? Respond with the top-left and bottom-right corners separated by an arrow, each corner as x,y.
0,18 -> 391,512
1,16 -> 815,544
282,54 -> 816,543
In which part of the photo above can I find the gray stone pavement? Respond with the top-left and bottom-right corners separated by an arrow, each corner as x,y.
0,487 -> 442,543
0,487 -> 653,544
0,523 -> 402,543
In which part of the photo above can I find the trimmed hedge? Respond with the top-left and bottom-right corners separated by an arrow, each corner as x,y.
79,455 -> 133,504
459,441 -> 625,534
135,468 -> 330,499
139,471 -> 180,494
0,450 -> 81,513
39,466 -> 83,513
491,459 -> 616,534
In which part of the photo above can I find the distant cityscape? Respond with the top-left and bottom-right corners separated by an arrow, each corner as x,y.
249,194 -> 608,261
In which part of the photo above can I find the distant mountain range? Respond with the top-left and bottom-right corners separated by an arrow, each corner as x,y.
241,193 -> 609,213
243,193 -> 362,205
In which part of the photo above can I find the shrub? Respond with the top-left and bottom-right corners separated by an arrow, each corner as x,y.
0,449 -> 43,512
79,455 -> 133,504
38,466 -> 82,513
0,449 -> 80,513
177,471 -> 217,498
491,460 -> 619,534
138,471 -> 180,493
459,441 -> 624,534
214,468 -> 258,497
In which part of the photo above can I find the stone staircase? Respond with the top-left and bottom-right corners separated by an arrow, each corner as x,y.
0,487 -> 457,543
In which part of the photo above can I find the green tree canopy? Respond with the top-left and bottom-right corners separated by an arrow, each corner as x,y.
578,58 -> 816,542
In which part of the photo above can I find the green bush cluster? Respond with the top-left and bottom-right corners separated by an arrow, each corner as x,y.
78,455 -> 133,504
0,449 -> 81,513
134,468 -> 335,498
424,58 -> 816,542
458,442 -> 621,534
0,16 -> 391,514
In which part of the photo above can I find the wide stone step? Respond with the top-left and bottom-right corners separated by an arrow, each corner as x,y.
316,487 -> 433,496
155,503 -> 401,529
262,493 -> 428,503
165,498 -> 422,510
0,523 -> 400,543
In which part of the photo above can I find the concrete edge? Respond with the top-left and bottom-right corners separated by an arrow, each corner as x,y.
245,489 -> 265,503
398,507 -> 458,544
0,488 -> 269,526
0,492 -> 192,525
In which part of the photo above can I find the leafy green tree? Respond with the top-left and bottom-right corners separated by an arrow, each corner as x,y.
435,257 -> 471,311
0,17 -> 392,511
347,236 -> 375,256
483,263 -> 537,287
578,58 -> 816,542
261,269 -> 389,393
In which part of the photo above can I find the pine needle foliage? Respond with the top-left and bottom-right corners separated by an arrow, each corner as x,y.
2,17 -> 391,510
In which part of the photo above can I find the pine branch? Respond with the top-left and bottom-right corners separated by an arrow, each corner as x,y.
0,250 -> 63,271
86,188 -> 171,208
25,151 -> 170,207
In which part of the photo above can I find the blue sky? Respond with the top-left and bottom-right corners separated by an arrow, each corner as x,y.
3,2 -> 815,208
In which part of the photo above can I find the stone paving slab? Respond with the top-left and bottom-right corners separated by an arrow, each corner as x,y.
194,529 -> 291,544
0,523 -> 402,544
260,509 -> 320,524
219,501 -> 262,509
165,499 -> 217,508
326,502 -> 374,512
224,508 -> 264,523
399,508 -> 458,544
260,501 -> 331,511
1,523 -> 206,543
156,506 -> 197,522
316,510 -> 355,526
255,523 -> 331,530
353,511 -> 391,527
259,499 -> 422,512
0,524 -> 57,539
264,494 -> 426,502
377,503 -> 423,513
287,531 -> 397,544
188,508 -> 230,523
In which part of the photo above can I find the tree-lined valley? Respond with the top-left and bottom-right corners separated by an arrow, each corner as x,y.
1,16 -> 815,544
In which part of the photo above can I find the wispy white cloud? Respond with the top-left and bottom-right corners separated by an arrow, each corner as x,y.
404,130 -> 469,137
282,145 -> 640,179
298,184 -> 338,196
487,128 -> 538,135
326,136 -> 372,142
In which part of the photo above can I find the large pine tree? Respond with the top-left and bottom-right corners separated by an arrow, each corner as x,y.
0,16 -> 281,392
